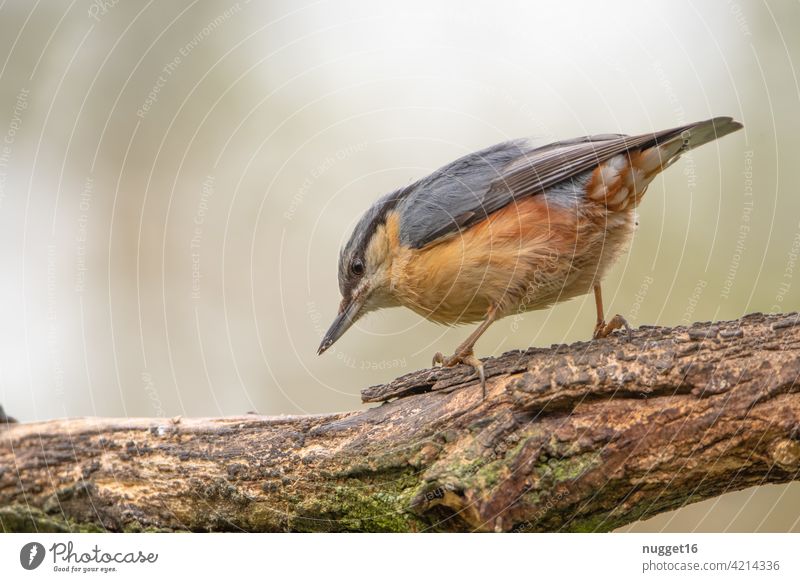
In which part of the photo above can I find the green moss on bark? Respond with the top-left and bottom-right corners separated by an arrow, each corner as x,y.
0,505 -> 104,533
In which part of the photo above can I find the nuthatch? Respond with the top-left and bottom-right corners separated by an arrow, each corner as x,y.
318,117 -> 743,395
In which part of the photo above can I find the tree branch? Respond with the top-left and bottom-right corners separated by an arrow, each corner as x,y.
2,312 -> 799,532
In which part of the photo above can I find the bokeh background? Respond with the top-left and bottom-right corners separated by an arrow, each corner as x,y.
0,0 -> 798,531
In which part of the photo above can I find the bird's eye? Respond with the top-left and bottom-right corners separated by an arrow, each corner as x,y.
350,258 -> 365,276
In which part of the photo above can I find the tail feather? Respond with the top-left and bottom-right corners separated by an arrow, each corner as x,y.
679,116 -> 743,150
658,116 -> 743,164
586,117 -> 743,211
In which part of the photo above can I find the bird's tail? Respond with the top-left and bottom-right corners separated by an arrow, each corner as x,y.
654,116 -> 743,167
585,117 -> 743,212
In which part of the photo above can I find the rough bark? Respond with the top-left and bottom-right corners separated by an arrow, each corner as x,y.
1,312 -> 799,533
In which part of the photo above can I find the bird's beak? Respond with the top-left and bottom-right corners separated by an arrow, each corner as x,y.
317,294 -> 365,355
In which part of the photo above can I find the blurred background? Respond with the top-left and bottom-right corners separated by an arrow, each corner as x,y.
0,0 -> 798,531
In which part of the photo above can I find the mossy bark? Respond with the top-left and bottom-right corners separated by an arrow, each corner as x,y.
2,312 -> 800,532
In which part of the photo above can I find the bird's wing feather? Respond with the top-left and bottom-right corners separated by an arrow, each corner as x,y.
397,117 -> 740,249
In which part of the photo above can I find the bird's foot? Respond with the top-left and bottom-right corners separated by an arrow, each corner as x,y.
432,349 -> 486,398
593,314 -> 632,340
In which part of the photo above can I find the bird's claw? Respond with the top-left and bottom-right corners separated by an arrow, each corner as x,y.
431,350 -> 486,398
463,353 -> 486,398
593,314 -> 632,341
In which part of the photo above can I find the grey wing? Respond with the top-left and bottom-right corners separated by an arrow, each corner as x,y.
396,118 -> 736,249
396,138 -> 533,249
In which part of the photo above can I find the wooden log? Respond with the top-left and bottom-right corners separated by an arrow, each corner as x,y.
1,312 -> 799,532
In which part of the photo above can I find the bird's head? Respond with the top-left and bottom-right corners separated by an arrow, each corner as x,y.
317,193 -> 402,355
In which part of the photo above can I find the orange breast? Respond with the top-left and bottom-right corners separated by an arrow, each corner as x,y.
388,193 -> 632,325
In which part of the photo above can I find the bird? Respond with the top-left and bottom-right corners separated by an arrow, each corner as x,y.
317,117 -> 743,396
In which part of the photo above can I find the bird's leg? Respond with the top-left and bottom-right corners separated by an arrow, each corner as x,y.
592,284 -> 631,340
432,305 -> 499,397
